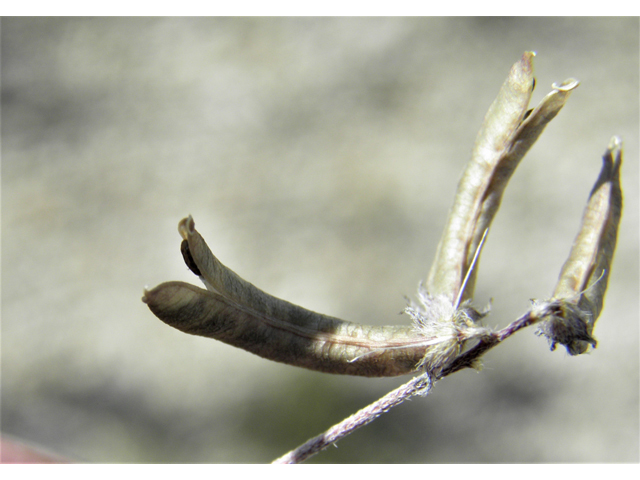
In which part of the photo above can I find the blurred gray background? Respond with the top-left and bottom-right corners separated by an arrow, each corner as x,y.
1,17 -> 638,463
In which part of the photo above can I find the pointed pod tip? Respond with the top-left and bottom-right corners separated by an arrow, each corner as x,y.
551,78 -> 580,92
520,52 -> 536,72
519,51 -> 535,73
608,136 -> 623,153
505,52 -> 534,91
605,136 -> 623,176
142,286 -> 151,304
178,215 -> 196,240
141,283 -> 172,307
142,281 -> 201,313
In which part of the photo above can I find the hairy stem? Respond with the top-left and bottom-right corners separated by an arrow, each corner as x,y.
272,375 -> 432,464
273,302 -> 559,464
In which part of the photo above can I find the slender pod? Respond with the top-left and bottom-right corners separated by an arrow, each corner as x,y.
427,52 -> 535,304
427,52 -> 579,305
535,137 -> 623,354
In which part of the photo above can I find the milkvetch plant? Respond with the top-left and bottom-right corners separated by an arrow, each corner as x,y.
143,52 -> 623,463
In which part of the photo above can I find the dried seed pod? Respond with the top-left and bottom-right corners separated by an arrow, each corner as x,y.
143,217 -> 486,377
536,137 -> 623,354
143,280 -> 432,377
427,52 -> 579,305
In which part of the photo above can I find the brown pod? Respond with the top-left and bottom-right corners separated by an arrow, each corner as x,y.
143,280 -> 432,377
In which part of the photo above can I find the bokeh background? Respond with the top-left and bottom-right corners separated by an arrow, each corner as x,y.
2,17 -> 638,463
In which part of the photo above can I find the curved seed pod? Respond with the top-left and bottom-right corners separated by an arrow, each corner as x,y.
144,217 -> 466,377
143,280 -> 432,377
427,52 -> 579,305
176,216 -> 422,342
536,137 -> 623,354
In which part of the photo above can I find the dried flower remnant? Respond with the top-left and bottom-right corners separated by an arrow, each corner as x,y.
535,137 -> 623,355
404,285 -> 490,377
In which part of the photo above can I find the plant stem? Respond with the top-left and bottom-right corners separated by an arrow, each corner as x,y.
272,374 -> 432,464
272,302 -> 559,464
